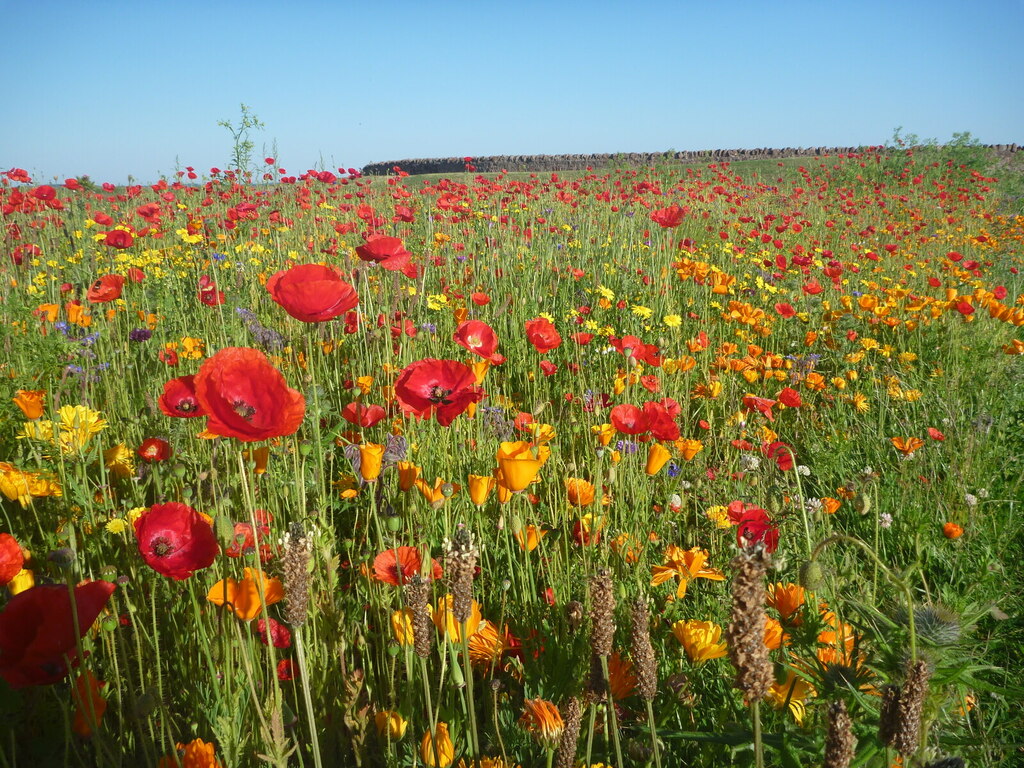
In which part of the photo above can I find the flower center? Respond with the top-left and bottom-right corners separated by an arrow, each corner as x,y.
152,536 -> 175,557
177,400 -> 196,413
429,386 -> 453,405
233,400 -> 257,420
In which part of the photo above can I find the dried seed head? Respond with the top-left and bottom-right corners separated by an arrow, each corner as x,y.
726,546 -> 773,701
823,699 -> 856,768
444,527 -> 478,624
629,598 -> 658,701
565,600 -> 585,634
878,684 -> 901,748
404,575 -> 434,660
554,696 -> 583,768
589,568 -> 615,658
281,524 -> 312,627
893,659 -> 931,756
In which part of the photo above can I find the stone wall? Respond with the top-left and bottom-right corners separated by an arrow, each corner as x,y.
361,144 -> 1020,176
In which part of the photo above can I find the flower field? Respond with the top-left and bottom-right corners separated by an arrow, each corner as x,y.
1,147 -> 1022,767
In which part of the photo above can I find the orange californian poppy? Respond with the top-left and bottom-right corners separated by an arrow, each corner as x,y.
206,568 -> 283,621
467,474 -> 496,506
496,441 -> 546,492
12,390 -> 45,420
651,545 -> 725,599
890,436 -> 925,456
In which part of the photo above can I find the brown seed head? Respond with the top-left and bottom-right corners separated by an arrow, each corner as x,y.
824,699 -> 856,768
630,598 -> 658,701
282,523 -> 312,627
404,575 -> 434,659
726,546 -> 773,701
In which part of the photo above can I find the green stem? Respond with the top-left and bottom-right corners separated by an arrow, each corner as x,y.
599,655 -> 625,768
645,698 -> 662,768
752,699 -> 765,768
294,627 -> 324,768
461,629 -> 480,757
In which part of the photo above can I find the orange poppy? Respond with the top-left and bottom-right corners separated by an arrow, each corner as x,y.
890,436 -> 925,456
206,568 -> 284,621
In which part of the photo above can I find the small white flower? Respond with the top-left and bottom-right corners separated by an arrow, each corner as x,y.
679,481 -> 692,490
796,465 -> 811,477
862,466 -> 874,476
964,493 -> 978,508
739,454 -> 761,471
879,513 -> 893,529
806,498 -> 823,514
977,488 -> 989,499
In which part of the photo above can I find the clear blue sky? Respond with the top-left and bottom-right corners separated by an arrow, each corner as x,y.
2,0 -> 1021,184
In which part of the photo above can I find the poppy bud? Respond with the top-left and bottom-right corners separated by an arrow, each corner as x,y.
798,560 -> 825,591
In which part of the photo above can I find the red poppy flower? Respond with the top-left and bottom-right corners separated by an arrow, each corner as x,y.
0,533 -> 24,585
86,275 -> 125,303
355,236 -> 417,277
762,441 -> 795,472
266,264 -> 359,323
737,510 -> 779,552
774,302 -> 796,318
649,204 -> 687,228
742,394 -> 777,422
341,402 -> 388,428
255,617 -> 291,648
225,518 -> 273,562
525,317 -> 562,353
158,348 -> 179,366
0,581 -> 116,688
572,332 -> 594,345
777,387 -> 802,408
277,659 -> 296,681
394,358 -> 484,427
137,437 -> 172,462
611,335 -> 661,366
126,267 -> 145,283
134,502 -> 218,580
197,275 -> 225,306
453,320 -> 505,364
540,360 -> 558,376
158,375 -> 205,418
927,427 -> 945,441
642,401 -> 679,441
470,292 -> 490,306
103,230 -> 133,249
193,347 -> 306,441
373,546 -> 443,586
610,404 -> 650,435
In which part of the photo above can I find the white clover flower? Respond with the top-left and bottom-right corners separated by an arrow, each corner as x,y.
965,493 -> 978,508
879,513 -> 893,529
739,454 -> 761,471
806,498 -> 823,515
977,488 -> 989,499
796,465 -> 811,477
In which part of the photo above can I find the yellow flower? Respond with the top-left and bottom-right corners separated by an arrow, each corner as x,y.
767,670 -> 815,724
514,525 -> 548,552
663,314 -> 682,328
8,568 -> 34,595
0,462 -> 62,507
391,608 -> 415,646
672,619 -> 728,663
468,620 -> 510,669
651,546 -> 725,599
631,304 -> 653,319
105,518 -> 128,535
421,723 -> 455,767
432,595 -> 481,641
103,443 -> 135,479
645,442 -> 672,476
496,441 -> 545,492
374,710 -> 408,740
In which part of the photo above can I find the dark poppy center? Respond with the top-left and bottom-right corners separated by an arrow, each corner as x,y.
177,400 -> 196,413
233,400 -> 257,420
152,536 -> 176,557
429,386 -> 453,404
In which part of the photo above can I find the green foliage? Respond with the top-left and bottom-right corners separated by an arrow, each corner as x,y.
217,103 -> 265,175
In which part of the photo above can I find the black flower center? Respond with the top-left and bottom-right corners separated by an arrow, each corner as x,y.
177,400 -> 196,413
233,400 -> 257,420
429,386 -> 453,405
152,536 -> 176,557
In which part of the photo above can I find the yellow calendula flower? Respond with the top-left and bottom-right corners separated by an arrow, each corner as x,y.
103,443 -> 136,479
105,518 -> 128,535
631,305 -> 653,319
663,314 -> 682,328
672,619 -> 729,663
427,294 -> 449,310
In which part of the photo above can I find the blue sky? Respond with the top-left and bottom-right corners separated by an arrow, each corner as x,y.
2,0 -> 1021,183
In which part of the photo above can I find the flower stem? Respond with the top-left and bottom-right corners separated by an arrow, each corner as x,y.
752,699 -> 765,768
599,655 -> 625,768
293,627 -> 324,768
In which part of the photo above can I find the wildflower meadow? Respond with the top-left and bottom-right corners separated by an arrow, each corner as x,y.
1,143 -> 1023,768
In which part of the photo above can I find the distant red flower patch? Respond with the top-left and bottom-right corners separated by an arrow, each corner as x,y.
650,204 -> 687,228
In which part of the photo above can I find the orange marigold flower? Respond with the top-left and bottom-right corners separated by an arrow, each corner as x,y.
519,698 -> 565,749
157,738 -> 224,768
206,568 -> 284,621
943,522 -> 964,539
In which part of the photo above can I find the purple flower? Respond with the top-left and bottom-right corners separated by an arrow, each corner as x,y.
129,328 -> 152,342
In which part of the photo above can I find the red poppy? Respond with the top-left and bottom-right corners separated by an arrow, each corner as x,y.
193,347 -> 306,441
134,502 -> 218,580
355,236 -> 418,277
341,402 -> 388,428
762,441 -> 795,472
277,659 -> 296,681
470,292 -> 490,306
394,358 -> 484,427
103,230 -> 133,249
373,546 -> 442,586
572,332 -> 594,345
649,204 -> 687,228
777,387 -> 802,408
610,404 -> 650,435
642,401 -> 679,441
0,533 -> 24,585
539,360 -> 558,376
158,375 -> 205,418
0,581 -> 116,688
137,437 -> 172,462
225,517 -> 273,562
158,348 -> 179,366
525,317 -> 562,353
126,267 -> 145,283
611,335 -> 661,366
197,275 -> 225,306
86,275 -> 125,303
927,427 -> 945,441
742,394 -> 777,422
774,302 -> 796,318
453,320 -> 505,364
266,264 -> 359,322
738,510 -> 779,552
255,617 -> 291,648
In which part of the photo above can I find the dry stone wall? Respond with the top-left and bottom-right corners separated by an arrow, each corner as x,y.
361,145 -> 1020,176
